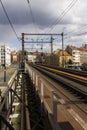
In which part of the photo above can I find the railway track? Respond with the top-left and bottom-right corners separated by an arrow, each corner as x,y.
31,64 -> 87,114
26,63 -> 87,130
36,64 -> 87,81
37,64 -> 87,77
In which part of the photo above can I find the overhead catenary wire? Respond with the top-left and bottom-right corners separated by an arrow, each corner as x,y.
0,0 -> 20,42
39,0 -> 78,41
58,3 -> 87,42
64,24 -> 87,43
59,0 -> 78,24
52,0 -> 87,44
66,24 -> 87,38
25,0 -> 80,50
26,0 -> 49,50
46,0 -> 78,33
25,0 -> 74,41
26,0 -> 37,32
64,31 -> 87,47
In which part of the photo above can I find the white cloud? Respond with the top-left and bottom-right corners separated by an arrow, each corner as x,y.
0,0 -> 87,50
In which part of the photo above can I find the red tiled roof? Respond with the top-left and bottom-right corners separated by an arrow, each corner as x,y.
78,48 -> 87,51
59,50 -> 71,56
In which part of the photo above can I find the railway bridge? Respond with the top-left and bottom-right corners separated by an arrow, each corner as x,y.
0,62 -> 87,130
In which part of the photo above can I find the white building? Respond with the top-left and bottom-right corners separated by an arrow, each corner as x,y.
72,50 -> 80,64
66,45 -> 80,64
27,54 -> 37,63
0,45 -> 11,66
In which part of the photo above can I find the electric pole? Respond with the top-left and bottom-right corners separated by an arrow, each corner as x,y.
50,35 -> 53,65
61,32 -> 64,67
21,33 -> 25,71
41,40 -> 43,64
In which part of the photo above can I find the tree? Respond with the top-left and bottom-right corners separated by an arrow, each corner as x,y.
67,59 -> 73,64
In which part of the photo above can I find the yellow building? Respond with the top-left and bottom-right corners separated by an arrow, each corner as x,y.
11,51 -> 18,63
58,50 -> 72,67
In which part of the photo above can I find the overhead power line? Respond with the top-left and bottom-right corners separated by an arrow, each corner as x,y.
46,0 -> 78,33
58,0 -> 78,24
66,24 -> 87,37
26,0 -> 37,32
64,24 -> 87,42
39,0 -> 78,40
0,0 -> 20,41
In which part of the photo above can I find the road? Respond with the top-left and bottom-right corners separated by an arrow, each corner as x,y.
0,64 -> 18,85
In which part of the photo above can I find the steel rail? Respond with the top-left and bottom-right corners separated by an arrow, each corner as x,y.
35,64 -> 87,86
37,64 -> 87,77
33,66 -> 87,100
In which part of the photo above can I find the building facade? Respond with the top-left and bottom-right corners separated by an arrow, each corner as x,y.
72,50 -> 80,64
58,50 -> 72,67
78,47 -> 87,64
0,45 -> 11,66
66,45 -> 80,64
27,54 -> 37,63
11,51 -> 18,63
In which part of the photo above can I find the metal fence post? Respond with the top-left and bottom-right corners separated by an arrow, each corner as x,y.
41,81 -> 44,103
0,116 -> 1,130
36,75 -> 38,91
52,92 -> 58,122
33,72 -> 35,84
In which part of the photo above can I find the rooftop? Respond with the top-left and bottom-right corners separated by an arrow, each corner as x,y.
59,50 -> 71,56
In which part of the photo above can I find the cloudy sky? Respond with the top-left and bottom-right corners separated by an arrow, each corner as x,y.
0,0 -> 87,52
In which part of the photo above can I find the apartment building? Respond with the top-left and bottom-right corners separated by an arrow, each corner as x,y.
0,45 -> 11,66
66,45 -> 80,64
26,52 -> 37,63
66,45 -> 87,64
78,46 -> 87,64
